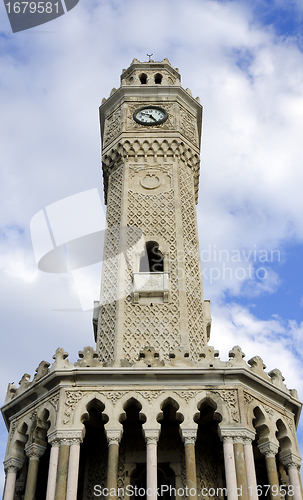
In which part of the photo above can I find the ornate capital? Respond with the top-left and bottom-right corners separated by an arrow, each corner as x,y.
4,457 -> 24,474
144,429 -> 160,444
47,429 -> 83,446
219,427 -> 255,444
25,443 -> 46,461
258,442 -> 279,458
106,429 -> 123,445
280,453 -> 301,470
180,428 -> 197,445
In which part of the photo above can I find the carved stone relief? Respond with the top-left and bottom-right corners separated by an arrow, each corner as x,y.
97,166 -> 124,363
211,390 -> 240,423
179,163 -> 206,359
179,106 -> 198,146
103,106 -> 122,147
63,391 -> 84,425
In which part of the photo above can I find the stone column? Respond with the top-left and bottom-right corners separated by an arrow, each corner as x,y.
243,437 -> 258,500
281,454 -> 302,500
221,436 -> 238,500
258,442 -> 280,500
106,429 -> 123,500
46,440 -> 60,500
144,429 -> 160,500
66,438 -> 82,500
55,441 -> 70,500
181,429 -> 198,500
234,437 -> 249,500
3,457 -> 24,500
24,443 -> 46,500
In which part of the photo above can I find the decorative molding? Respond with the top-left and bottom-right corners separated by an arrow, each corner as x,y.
48,429 -> 83,446
104,106 -> 122,147
280,453 -> 301,470
63,391 -> 84,424
181,429 -> 197,444
211,390 -> 240,423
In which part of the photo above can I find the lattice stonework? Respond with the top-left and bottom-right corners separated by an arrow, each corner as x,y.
179,163 -> 206,359
97,166 -> 124,363
123,182 -> 181,362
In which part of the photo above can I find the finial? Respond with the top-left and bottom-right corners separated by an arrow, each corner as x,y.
147,53 -> 153,62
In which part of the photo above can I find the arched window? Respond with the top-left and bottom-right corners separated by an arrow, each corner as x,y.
140,241 -> 164,273
139,73 -> 147,84
154,73 -> 163,84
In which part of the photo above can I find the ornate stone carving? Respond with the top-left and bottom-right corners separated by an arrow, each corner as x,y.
173,390 -> 196,403
97,165 -> 124,363
49,393 -> 60,412
104,106 -> 122,147
137,390 -> 163,404
180,106 -> 198,146
63,391 -> 84,424
25,443 -> 46,460
33,361 -> 50,382
263,405 -> 274,419
179,163 -> 206,360
285,415 -> 294,432
99,391 -> 127,406
4,457 -> 24,473
258,441 -> 279,458
243,392 -> 254,405
211,390 -> 240,422
228,346 -> 247,367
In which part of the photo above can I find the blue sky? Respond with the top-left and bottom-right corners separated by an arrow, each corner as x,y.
1,0 -> 303,492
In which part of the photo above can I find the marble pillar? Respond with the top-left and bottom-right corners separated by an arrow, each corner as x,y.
144,429 -> 160,500
24,443 -> 46,500
106,429 -> 123,500
46,441 -> 60,500
3,457 -> 24,500
258,442 -> 280,500
234,438 -> 249,500
55,442 -> 70,500
222,437 -> 238,500
181,429 -> 198,500
281,454 -> 302,500
66,439 -> 82,500
243,438 -> 258,500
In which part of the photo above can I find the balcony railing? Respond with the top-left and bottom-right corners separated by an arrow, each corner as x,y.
132,272 -> 169,302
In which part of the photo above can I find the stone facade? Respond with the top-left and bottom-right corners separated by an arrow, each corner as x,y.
1,58 -> 302,500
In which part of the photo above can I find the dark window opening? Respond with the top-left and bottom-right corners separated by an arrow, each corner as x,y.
140,241 -> 164,273
139,73 -> 147,84
154,73 -> 163,84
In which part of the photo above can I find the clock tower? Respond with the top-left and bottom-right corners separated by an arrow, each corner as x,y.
96,57 -> 212,365
2,58 -> 302,500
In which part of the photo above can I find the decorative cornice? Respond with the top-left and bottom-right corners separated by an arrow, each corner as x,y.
219,427 -> 255,443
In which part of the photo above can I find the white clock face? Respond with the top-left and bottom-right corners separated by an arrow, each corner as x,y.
134,106 -> 167,125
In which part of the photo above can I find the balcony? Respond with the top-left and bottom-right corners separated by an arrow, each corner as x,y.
132,272 -> 169,303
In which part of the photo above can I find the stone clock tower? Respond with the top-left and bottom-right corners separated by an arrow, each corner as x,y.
96,57 -> 211,365
2,58 -> 303,500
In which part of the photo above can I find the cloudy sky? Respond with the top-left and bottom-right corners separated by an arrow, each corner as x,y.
1,0 -> 303,491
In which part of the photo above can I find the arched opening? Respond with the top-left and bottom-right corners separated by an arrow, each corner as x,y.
77,399 -> 108,497
252,407 -> 272,500
139,241 -> 164,273
154,73 -> 163,84
139,73 -> 147,84
34,410 -> 50,499
194,400 -> 225,498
